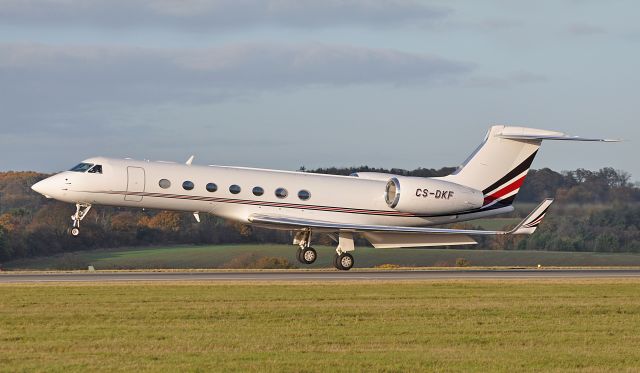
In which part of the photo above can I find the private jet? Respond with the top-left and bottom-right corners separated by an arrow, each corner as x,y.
31,125 -> 616,270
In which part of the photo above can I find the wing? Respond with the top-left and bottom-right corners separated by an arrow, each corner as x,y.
249,199 -> 554,236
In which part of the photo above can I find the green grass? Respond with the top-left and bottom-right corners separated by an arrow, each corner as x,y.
1,280 -> 640,372
5,244 -> 640,270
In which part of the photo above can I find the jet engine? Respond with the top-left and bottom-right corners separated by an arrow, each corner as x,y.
384,176 -> 484,215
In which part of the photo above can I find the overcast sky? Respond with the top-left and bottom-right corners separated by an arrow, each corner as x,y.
0,0 -> 637,178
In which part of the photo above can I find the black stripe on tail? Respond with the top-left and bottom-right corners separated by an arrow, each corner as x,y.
482,150 -> 538,195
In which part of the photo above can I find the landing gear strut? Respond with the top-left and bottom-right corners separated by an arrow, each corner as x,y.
69,203 -> 92,237
293,229 -> 317,265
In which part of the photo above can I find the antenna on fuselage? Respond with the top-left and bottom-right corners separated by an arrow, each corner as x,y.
186,155 -> 195,166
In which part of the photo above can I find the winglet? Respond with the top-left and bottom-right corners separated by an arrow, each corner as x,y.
509,198 -> 554,235
186,155 -> 195,165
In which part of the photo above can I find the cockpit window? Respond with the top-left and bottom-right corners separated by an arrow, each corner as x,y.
88,165 -> 102,174
69,163 -> 94,172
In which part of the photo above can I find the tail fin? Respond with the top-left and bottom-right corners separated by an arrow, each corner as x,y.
442,125 -> 617,210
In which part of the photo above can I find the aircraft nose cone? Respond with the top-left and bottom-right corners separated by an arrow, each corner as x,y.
31,180 -> 44,194
31,178 -> 54,198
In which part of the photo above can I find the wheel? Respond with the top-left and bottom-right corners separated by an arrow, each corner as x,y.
296,248 -> 305,264
69,227 -> 80,237
301,247 -> 317,265
335,252 -> 354,271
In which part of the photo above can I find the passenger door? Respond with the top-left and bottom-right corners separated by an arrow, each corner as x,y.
125,166 -> 145,202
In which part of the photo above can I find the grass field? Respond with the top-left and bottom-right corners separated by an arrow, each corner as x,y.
5,244 -> 640,270
1,280 -> 640,372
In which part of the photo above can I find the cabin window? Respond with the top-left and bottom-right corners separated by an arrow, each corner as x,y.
87,165 -> 102,174
159,179 -> 171,189
229,184 -> 241,194
252,186 -> 264,196
182,181 -> 195,191
206,183 -> 218,192
275,188 -> 288,199
298,190 -> 311,201
69,163 -> 93,172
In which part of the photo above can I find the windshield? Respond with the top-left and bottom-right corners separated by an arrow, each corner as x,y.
69,163 -> 94,172
88,165 -> 102,174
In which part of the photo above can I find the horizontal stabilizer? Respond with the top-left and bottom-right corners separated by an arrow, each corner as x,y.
499,134 -> 619,142
497,127 -> 619,142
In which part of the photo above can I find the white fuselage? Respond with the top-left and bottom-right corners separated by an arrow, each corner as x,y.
33,157 -> 510,229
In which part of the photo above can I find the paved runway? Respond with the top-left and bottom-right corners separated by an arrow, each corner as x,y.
1,269 -> 640,283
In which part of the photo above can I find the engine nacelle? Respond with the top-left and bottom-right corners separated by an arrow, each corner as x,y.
351,172 -> 399,181
384,176 -> 483,215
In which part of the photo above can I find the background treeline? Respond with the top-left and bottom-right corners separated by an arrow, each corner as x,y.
0,166 -> 639,262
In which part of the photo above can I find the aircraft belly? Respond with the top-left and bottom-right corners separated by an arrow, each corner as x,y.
118,195 -> 212,213
242,206 -> 446,227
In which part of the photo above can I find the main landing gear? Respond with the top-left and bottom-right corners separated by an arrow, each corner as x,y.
333,232 -> 355,271
294,229 -> 317,265
297,247 -> 318,265
68,203 -> 92,237
334,252 -> 354,271
293,230 -> 356,271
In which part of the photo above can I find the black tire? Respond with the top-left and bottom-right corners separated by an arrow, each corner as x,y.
301,247 -> 317,264
335,252 -> 354,271
296,248 -> 305,264
334,254 -> 341,269
69,227 -> 80,237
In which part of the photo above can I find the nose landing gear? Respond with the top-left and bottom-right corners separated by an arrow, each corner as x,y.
68,203 -> 92,237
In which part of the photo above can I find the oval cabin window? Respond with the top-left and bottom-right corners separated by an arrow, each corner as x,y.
298,190 -> 311,201
206,183 -> 218,192
229,185 -> 241,194
252,186 -> 264,196
159,179 -> 171,189
182,181 -> 194,191
275,188 -> 288,199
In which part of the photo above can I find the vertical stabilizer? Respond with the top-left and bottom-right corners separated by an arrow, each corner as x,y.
440,125 -> 615,210
442,125 -> 616,210
441,126 -> 552,209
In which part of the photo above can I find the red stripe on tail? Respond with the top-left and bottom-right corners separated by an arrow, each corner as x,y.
483,175 -> 527,205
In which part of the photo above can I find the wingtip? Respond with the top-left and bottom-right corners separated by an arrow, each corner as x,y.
511,198 -> 554,235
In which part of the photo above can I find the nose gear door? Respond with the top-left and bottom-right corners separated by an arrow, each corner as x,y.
125,166 -> 145,202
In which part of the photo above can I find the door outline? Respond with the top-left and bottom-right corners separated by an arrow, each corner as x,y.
125,166 -> 145,202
